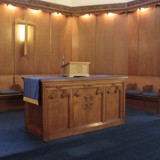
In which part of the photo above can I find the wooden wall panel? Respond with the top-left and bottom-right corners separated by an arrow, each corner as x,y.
138,7 -> 156,76
95,14 -> 106,74
78,15 -> 96,74
104,14 -> 115,74
29,11 -> 51,74
77,16 -> 87,63
64,17 -> 72,63
50,14 -> 60,74
128,11 -> 139,75
112,14 -> 128,75
0,4 -> 72,76
14,9 -> 35,75
15,9 -> 51,75
0,4 -> 15,74
75,13 -> 128,75
155,7 -> 160,76
1,3 -> 160,79
86,15 -> 96,74
71,17 -> 79,61
50,14 -> 71,74
95,14 -> 115,75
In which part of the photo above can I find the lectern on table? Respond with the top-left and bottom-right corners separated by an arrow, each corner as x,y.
61,61 -> 90,77
24,75 -> 127,141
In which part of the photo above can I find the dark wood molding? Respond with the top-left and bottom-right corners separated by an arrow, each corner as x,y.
127,0 -> 160,7
72,0 -> 160,15
0,0 -> 72,15
0,0 -> 160,16
126,0 -> 160,11
72,3 -> 127,16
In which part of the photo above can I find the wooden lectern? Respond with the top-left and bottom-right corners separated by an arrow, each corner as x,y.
61,62 -> 90,77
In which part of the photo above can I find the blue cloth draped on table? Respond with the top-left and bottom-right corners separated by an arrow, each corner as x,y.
23,76 -> 56,105
23,75 -> 115,105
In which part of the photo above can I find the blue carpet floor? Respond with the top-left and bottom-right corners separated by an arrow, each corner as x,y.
1,108 -> 160,160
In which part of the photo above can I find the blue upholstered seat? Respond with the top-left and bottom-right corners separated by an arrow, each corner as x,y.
126,89 -> 159,98
126,90 -> 143,95
142,92 -> 159,97
0,90 -> 19,94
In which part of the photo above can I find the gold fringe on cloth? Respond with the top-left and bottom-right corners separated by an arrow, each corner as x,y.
23,97 -> 38,105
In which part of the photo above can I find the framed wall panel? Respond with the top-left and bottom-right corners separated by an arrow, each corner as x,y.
112,14 -> 128,75
71,17 -> 79,61
138,7 -> 156,76
104,14 -> 115,75
95,14 -> 106,74
78,15 -> 96,74
30,11 -> 50,74
128,11 -> 139,75
0,4 -> 15,74
50,14 -> 69,75
155,7 -> 160,76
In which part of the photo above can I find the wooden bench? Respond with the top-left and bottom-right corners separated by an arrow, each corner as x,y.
0,74 -> 52,112
126,84 -> 160,113
0,91 -> 24,112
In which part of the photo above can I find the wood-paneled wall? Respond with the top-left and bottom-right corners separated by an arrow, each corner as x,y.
72,14 -> 128,75
155,7 -> 160,76
72,6 -> 160,76
128,7 -> 160,76
1,3 -> 160,77
0,4 -> 72,75
0,4 -> 15,75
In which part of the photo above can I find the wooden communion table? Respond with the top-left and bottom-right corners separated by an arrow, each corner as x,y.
24,75 -> 127,141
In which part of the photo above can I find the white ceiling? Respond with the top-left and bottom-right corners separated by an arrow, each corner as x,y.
41,0 -> 133,7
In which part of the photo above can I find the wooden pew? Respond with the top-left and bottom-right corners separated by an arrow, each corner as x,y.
0,75 -> 24,112
126,84 -> 160,113
0,92 -> 24,112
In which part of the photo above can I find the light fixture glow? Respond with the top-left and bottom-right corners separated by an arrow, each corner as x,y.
53,12 -> 62,16
7,4 -> 16,9
82,14 -> 91,18
18,24 -> 25,42
16,20 -> 35,57
107,12 -> 115,16
139,7 -> 148,11
29,8 -> 41,14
